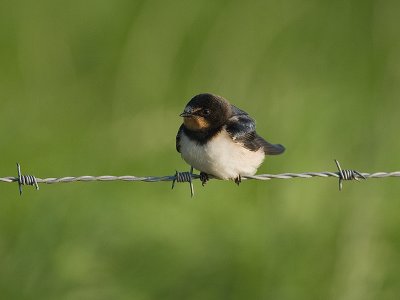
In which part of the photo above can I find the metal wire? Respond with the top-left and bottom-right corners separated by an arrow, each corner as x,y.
334,159 -> 366,191
1,161 -> 399,196
172,166 -> 195,197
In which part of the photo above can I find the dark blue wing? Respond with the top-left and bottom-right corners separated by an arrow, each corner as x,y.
176,124 -> 184,153
226,106 -> 285,155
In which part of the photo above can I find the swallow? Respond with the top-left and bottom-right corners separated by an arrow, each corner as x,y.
176,93 -> 285,185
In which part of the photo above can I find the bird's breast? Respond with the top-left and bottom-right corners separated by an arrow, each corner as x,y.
179,129 -> 265,180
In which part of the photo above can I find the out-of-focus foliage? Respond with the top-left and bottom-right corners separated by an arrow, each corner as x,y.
1,0 -> 400,299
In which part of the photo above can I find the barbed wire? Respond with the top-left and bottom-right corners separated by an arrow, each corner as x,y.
1,160 -> 399,197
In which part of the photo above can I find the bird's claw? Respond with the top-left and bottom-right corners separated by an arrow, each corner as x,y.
200,172 -> 209,186
234,175 -> 241,186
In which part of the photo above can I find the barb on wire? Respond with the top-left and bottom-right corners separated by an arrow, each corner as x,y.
334,159 -> 366,191
1,160 -> 400,196
16,163 -> 39,195
172,166 -> 195,197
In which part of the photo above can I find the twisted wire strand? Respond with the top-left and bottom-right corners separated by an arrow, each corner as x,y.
2,172 -> 400,184
1,161 -> 400,196
0,175 -> 189,184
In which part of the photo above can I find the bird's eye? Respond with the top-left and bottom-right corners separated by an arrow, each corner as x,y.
203,109 -> 211,116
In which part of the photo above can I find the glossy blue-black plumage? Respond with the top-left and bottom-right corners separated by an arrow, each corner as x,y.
226,106 -> 285,155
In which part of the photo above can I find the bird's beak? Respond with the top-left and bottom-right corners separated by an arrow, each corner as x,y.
179,107 -> 193,117
180,112 -> 192,117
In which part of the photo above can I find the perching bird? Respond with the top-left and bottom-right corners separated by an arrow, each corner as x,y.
176,93 -> 285,185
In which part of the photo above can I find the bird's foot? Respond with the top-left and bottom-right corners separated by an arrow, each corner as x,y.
234,175 -> 242,186
200,172 -> 210,186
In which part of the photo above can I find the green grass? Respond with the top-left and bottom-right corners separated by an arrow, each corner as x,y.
1,0 -> 400,299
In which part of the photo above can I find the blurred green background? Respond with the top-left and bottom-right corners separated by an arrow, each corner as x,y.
1,0 -> 400,299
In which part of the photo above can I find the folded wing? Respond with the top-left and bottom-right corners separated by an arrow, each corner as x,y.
176,124 -> 184,153
226,106 -> 285,155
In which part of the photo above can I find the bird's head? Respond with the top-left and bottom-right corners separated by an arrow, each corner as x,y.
180,93 -> 231,131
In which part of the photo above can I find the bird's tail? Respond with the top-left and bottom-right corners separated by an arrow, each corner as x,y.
258,136 -> 285,155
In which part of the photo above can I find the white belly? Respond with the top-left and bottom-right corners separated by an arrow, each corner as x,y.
179,130 -> 265,180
